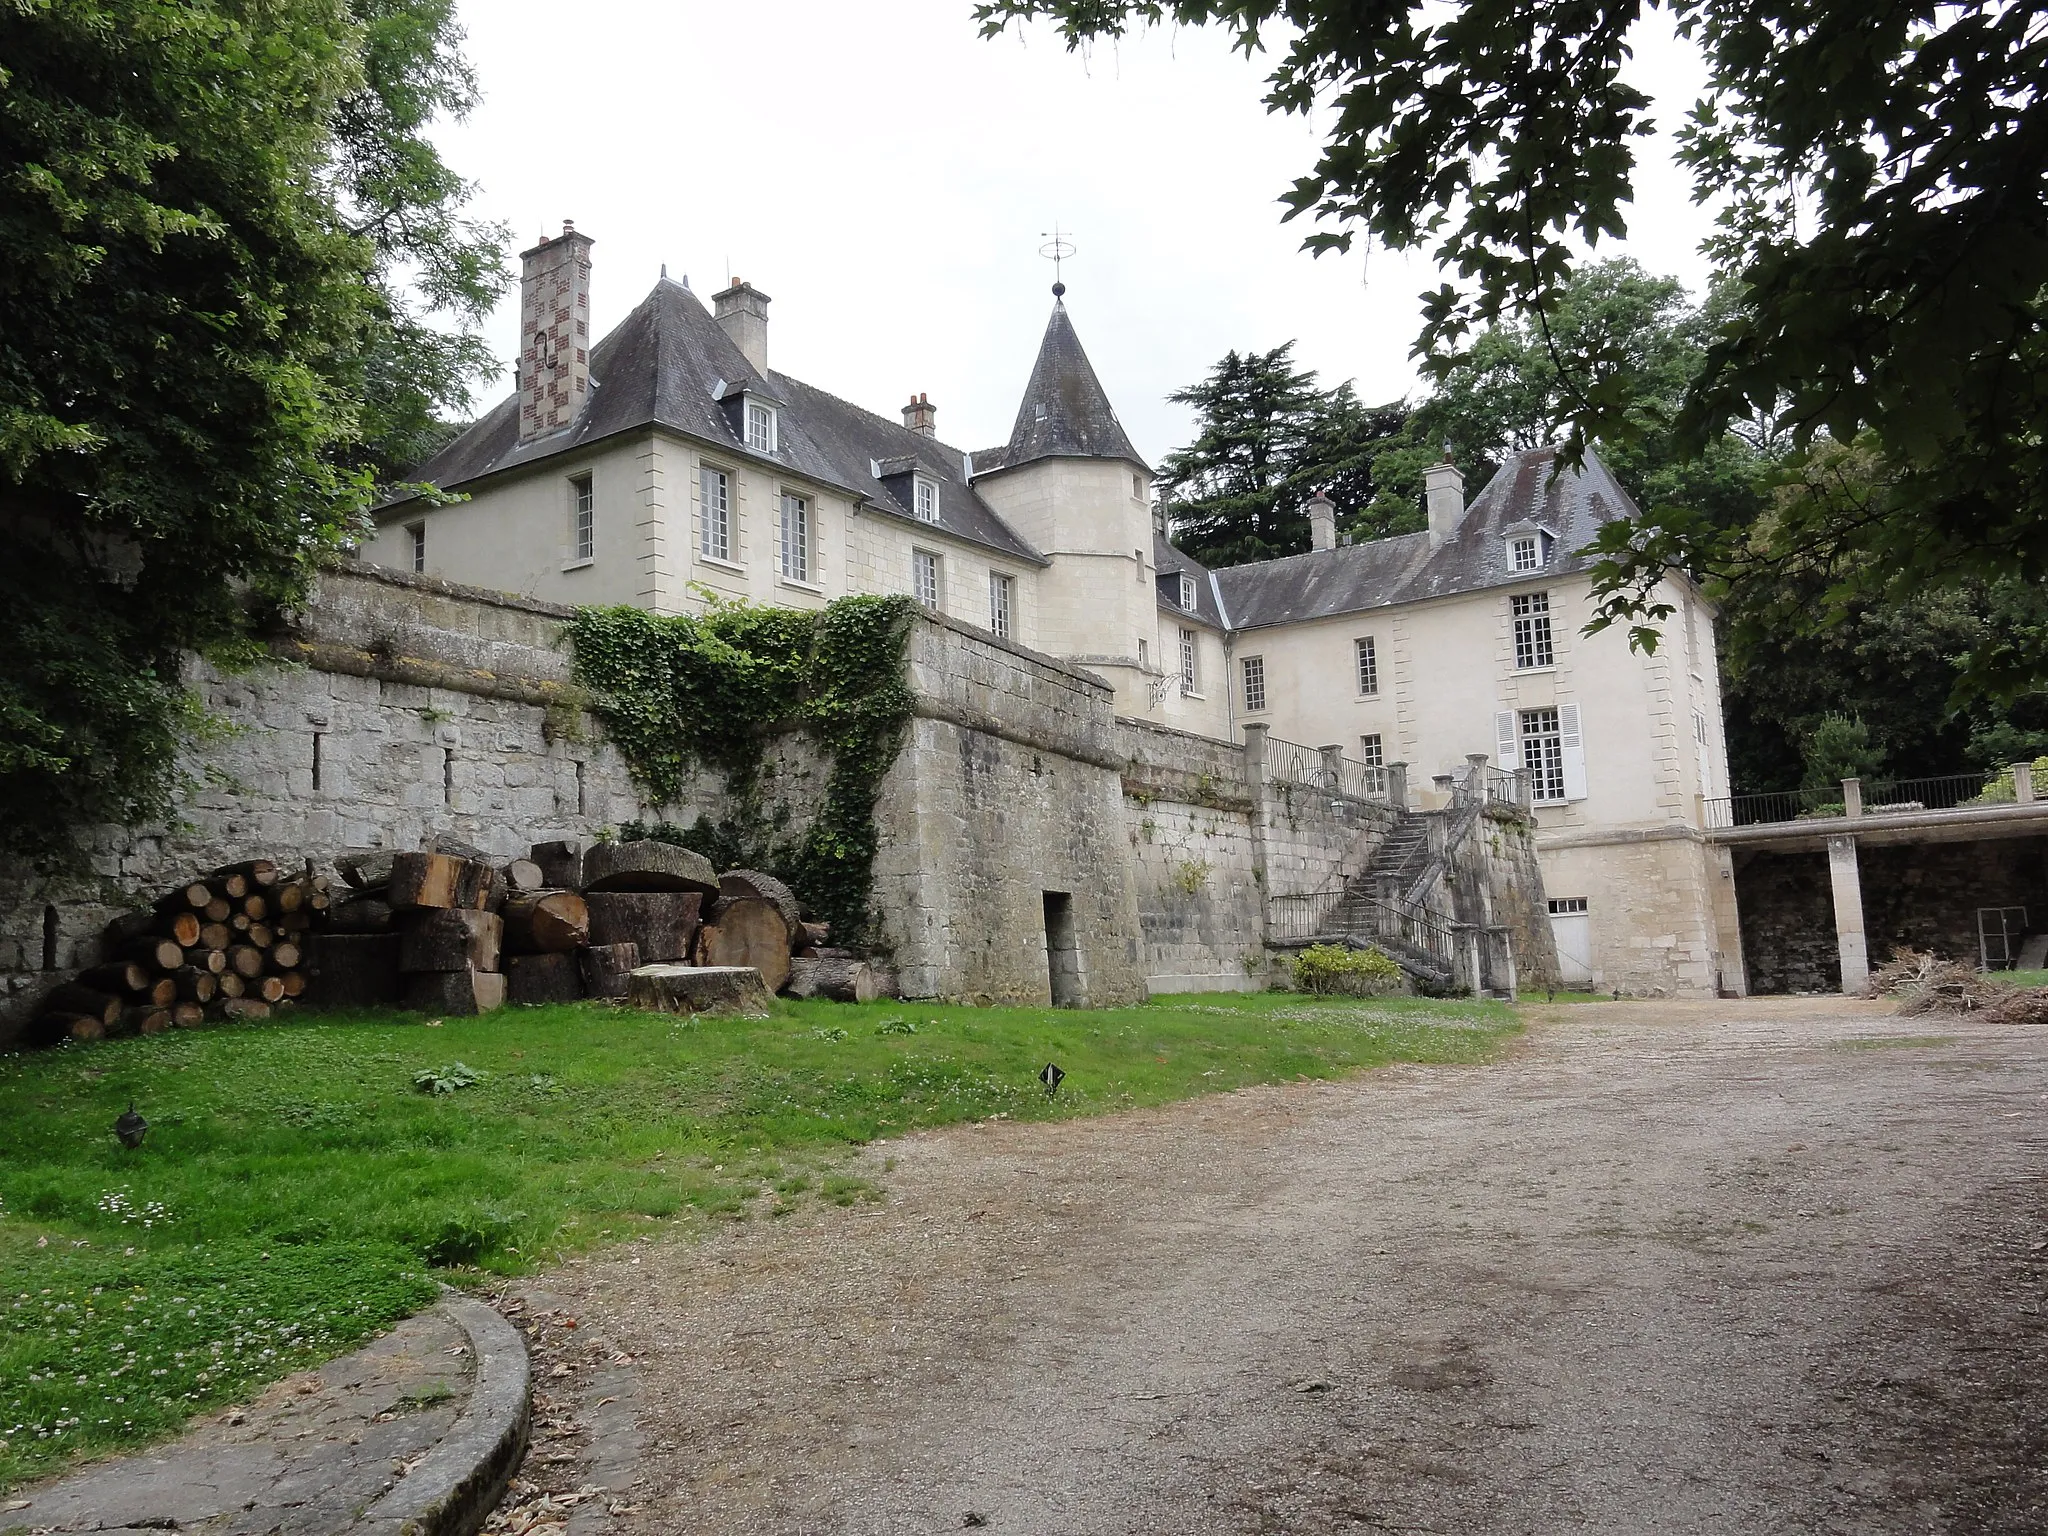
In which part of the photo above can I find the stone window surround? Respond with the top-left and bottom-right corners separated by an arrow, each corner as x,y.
913,547 -> 942,610
565,471 -> 595,569
778,489 -> 811,583
1241,654 -> 1267,713
1355,634 -> 1379,696
988,570 -> 1014,638
914,474 -> 940,524
746,400 -> 778,453
698,463 -> 733,563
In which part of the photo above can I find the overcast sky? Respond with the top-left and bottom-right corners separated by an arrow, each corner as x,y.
436,0 -> 1719,465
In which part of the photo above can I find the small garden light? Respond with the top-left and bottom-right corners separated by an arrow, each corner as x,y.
114,1102 -> 148,1150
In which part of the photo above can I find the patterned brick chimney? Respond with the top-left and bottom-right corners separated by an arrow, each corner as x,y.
518,221 -> 594,445
902,392 -> 936,436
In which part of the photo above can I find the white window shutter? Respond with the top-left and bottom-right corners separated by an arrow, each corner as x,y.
1495,710 -> 1518,769
1560,702 -> 1588,801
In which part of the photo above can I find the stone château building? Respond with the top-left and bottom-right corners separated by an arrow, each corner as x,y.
367,224 -> 1743,996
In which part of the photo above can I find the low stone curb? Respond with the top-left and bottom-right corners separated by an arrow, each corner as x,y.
353,1296 -> 532,1536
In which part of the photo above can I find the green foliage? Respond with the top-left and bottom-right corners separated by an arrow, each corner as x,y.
1158,343 -> 1407,566
977,0 -> 2048,700
1293,943 -> 1406,996
0,991 -> 1513,1482
1798,715 -> 1883,792
412,1062 -> 481,1094
0,1 -> 504,861
568,595 -> 918,943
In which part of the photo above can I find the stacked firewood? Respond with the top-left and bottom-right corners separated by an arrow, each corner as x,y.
32,860 -> 331,1044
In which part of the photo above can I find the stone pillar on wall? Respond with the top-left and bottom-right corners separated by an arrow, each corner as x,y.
1843,777 -> 1864,820
1826,833 -> 1870,994
2015,761 -> 2036,805
1387,762 -> 1407,811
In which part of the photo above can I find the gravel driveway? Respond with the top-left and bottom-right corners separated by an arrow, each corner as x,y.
507,997 -> 2048,1535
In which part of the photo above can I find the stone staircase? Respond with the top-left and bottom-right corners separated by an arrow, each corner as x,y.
1322,807 -> 1459,989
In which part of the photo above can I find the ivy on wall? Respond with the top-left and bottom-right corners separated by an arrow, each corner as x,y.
566,594 -> 917,944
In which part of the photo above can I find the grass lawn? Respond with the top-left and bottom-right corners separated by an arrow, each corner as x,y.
1988,968 -> 2048,988
0,988 -> 1512,1486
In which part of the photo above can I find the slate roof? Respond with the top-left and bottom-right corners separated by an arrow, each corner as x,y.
971,300 -> 1148,476
1153,534 -> 1227,630
1212,446 -> 1642,631
389,278 -> 1045,567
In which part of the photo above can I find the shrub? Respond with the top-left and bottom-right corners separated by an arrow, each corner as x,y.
1293,943 -> 1407,996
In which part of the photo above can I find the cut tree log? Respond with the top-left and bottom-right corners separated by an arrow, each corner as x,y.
173,967 -> 218,1004
694,898 -> 792,993
155,882 -> 212,914
214,872 -> 248,900
716,871 -> 802,942
203,896 -> 233,923
428,833 -> 494,862
398,909 -> 503,974
529,840 -> 585,890
230,914 -> 252,933
216,972 -> 245,1000
165,911 -> 201,948
210,859 -> 278,888
127,1006 -> 172,1036
187,947 -> 228,975
172,1002 -> 205,1028
53,1014 -> 105,1043
274,882 -> 304,914
506,952 -> 582,1005
307,933 -> 403,1008
404,968 -> 508,1015
335,849 -> 397,891
387,852 -> 492,911
80,961 -> 150,996
799,921 -> 830,950
578,943 -> 641,999
144,976 -> 177,1008
585,891 -> 700,964
502,858 -> 546,895
198,921 -> 233,951
228,945 -> 265,979
327,898 -> 394,934
279,970 -> 306,998
500,890 -> 589,954
240,894 -> 268,920
783,956 -> 880,1003
247,923 -> 274,949
41,983 -> 121,1028
625,964 -> 775,1018
253,975 -> 287,1004
270,940 -> 303,971
220,998 -> 272,1021
581,840 -> 717,895
103,911 -> 157,948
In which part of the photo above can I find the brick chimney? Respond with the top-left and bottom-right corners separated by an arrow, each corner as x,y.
902,392 -> 936,436
1425,456 -> 1466,548
518,221 -> 594,445
713,278 -> 771,376
1306,489 -> 1337,552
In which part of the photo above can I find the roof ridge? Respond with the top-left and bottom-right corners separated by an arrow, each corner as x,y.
771,372 -> 972,464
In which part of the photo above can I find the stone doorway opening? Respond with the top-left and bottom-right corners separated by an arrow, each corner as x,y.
1043,891 -> 1085,1007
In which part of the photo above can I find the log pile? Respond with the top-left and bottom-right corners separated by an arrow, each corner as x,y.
30,860 -> 329,1044
29,835 -> 904,1047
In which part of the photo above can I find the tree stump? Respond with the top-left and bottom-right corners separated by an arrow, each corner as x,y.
502,858 -> 546,894
335,849 -> 398,892
404,968 -> 507,1015
507,952 -> 583,1005
586,891 -> 701,964
219,998 -> 273,1022
399,909 -> 504,973
695,898 -> 792,993
387,852 -> 492,911
625,964 -> 774,1018
307,933 -> 404,1008
500,890 -> 589,953
715,871 -> 802,943
578,943 -> 641,999
783,956 -> 880,1003
582,841 -> 718,895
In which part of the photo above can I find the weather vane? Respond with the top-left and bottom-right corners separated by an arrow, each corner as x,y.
1039,225 -> 1076,297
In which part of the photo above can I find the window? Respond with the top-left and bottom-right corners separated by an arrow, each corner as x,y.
778,491 -> 809,582
406,521 -> 426,574
1178,627 -> 1198,696
699,466 -> 731,561
1520,707 -> 1567,802
913,549 -> 940,609
746,401 -> 776,452
1242,655 -> 1266,712
1512,591 -> 1555,669
1548,896 -> 1589,915
1133,473 -> 1143,497
569,473 -> 594,563
989,572 -> 1013,638
1355,635 -> 1379,696
1138,637 -> 1148,669
1359,733 -> 1383,768
1511,535 -> 1540,572
915,476 -> 939,524
1694,709 -> 1709,746
1177,572 -> 1195,609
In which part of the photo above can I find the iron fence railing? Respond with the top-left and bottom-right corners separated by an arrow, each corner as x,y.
1463,762 -> 1526,810
1702,787 -> 1848,829
1704,769 -> 2013,829
1341,893 -> 1459,973
1264,736 -> 1390,801
1863,771 -> 2000,813
1266,887 -> 1343,945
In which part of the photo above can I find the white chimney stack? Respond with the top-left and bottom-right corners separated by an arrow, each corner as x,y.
713,278 -> 771,376
1307,489 -> 1337,552
517,220 -> 594,445
1425,457 -> 1466,548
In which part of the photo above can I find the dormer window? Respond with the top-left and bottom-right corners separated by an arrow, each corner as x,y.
1178,572 -> 1195,609
746,401 -> 777,453
914,475 -> 939,524
1508,529 -> 1555,572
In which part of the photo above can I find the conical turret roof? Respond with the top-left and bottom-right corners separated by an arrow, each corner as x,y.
975,299 -> 1147,475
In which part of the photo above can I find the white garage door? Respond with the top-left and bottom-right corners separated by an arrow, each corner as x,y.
1549,897 -> 1593,986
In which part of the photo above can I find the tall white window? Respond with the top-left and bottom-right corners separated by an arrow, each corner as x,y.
407,521 -> 425,573
988,572 -> 1012,638
913,549 -> 940,609
1138,637 -> 1148,669
1521,707 -> 1566,802
569,473 -> 594,562
1511,535 -> 1540,572
1178,627 -> 1198,695
1359,733 -> 1384,767
1178,572 -> 1195,609
1512,591 -> 1555,669
1242,655 -> 1266,713
1355,635 -> 1378,696
779,491 -> 809,582
699,466 -> 730,561
746,401 -> 776,452
1506,703 -> 1586,803
915,476 -> 939,524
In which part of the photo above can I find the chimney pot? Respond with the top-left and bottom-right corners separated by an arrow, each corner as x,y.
903,392 -> 938,437
1307,489 -> 1338,552
1424,460 -> 1467,548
